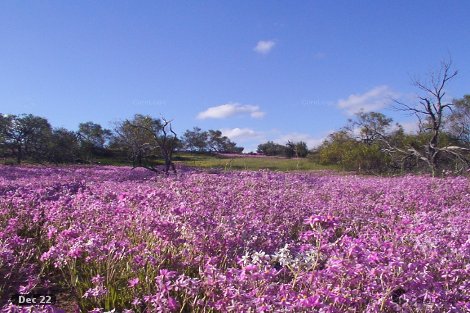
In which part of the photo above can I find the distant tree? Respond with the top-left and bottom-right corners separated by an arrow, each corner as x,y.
257,140 -> 307,158
0,114 -> 52,163
316,130 -> 391,173
347,111 -> 394,145
0,114 -> 13,158
115,114 -> 178,174
257,141 -> 286,156
447,95 -> 470,146
207,130 -> 243,153
393,60 -> 469,175
77,122 -> 112,162
317,131 -> 355,166
295,141 -> 309,157
182,127 -> 243,153
207,130 -> 223,152
283,140 -> 309,158
285,141 -> 296,158
113,114 -> 161,168
182,127 -> 208,152
48,128 -> 80,163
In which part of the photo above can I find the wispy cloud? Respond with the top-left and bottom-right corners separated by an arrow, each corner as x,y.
217,129 -> 328,152
254,40 -> 276,54
337,85 -> 398,115
197,103 -> 265,119
313,52 -> 326,59
220,128 -> 260,140
398,120 -> 420,134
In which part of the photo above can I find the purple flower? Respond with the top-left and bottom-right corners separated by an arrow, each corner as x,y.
128,277 -> 139,288
92,274 -> 105,285
167,297 -> 180,310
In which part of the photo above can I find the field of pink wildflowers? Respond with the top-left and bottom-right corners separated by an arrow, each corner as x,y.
0,166 -> 469,312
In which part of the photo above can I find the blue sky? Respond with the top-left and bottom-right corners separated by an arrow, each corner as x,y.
1,1 -> 469,151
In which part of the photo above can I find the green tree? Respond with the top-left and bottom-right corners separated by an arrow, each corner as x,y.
182,128 -> 243,153
316,130 -> 391,173
0,114 -> 52,163
393,60 -> 469,175
257,141 -> 286,156
113,115 -> 162,167
114,114 -> 179,174
285,141 -> 296,158
207,130 -> 243,153
182,127 -> 208,152
48,128 -> 80,163
447,95 -> 470,146
295,141 -> 309,158
0,114 -> 13,159
347,111 -> 394,144
77,122 -> 112,162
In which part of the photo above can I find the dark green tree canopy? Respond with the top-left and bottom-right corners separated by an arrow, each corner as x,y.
182,127 -> 208,152
182,127 -> 243,153
114,114 -> 179,174
78,122 -> 112,149
447,95 -> 470,144
0,114 -> 52,163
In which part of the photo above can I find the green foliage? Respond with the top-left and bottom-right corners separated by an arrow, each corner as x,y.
179,153 -> 336,171
0,114 -> 14,158
257,141 -> 286,156
0,114 -> 52,163
112,114 -> 166,167
182,127 -> 208,152
295,141 -> 309,158
316,130 -> 392,173
78,122 -> 112,162
285,141 -> 296,158
113,114 -> 181,173
258,141 -> 309,158
447,95 -> 470,145
48,128 -> 80,163
207,129 -> 244,153
182,127 -> 243,153
348,111 -> 393,144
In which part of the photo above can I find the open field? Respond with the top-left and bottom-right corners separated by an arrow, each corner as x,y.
174,153 -> 338,171
0,166 -> 469,312
63,153 -> 338,172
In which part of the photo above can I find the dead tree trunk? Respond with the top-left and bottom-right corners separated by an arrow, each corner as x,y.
393,59 -> 461,176
16,144 -> 22,164
128,116 -> 178,175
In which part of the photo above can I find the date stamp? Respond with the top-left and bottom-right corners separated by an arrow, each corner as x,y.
10,294 -> 56,306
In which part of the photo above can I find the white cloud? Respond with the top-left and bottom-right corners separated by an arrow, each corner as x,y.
250,111 -> 265,118
220,128 -> 260,140
215,129 -> 330,153
274,132 -> 325,149
254,40 -> 276,54
398,120 -> 420,134
197,103 -> 265,119
337,85 -> 398,115
313,52 -> 326,59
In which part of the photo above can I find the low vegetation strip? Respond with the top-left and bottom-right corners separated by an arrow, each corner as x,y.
0,166 -> 469,312
176,153 -> 337,171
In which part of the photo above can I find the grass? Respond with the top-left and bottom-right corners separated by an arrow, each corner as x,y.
3,153 -> 338,172
175,153 -> 337,171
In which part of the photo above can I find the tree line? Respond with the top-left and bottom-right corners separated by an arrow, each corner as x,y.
256,141 -> 309,158
0,113 -> 244,173
312,61 -> 470,176
1,60 -> 468,176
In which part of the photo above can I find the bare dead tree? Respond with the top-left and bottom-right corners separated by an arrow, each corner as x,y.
392,59 -> 469,175
157,117 -> 178,175
129,116 -> 178,175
